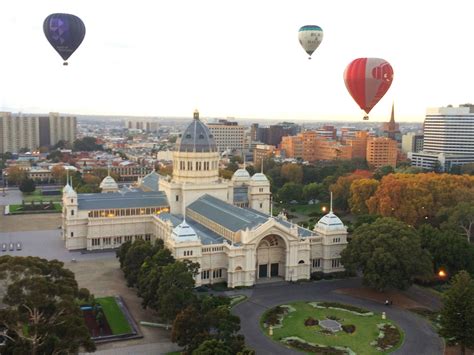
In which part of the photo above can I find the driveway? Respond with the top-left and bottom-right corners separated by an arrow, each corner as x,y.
233,279 -> 444,355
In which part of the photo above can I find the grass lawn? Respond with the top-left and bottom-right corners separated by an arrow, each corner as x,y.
263,301 -> 403,355
8,202 -> 62,214
96,297 -> 132,335
23,190 -> 62,202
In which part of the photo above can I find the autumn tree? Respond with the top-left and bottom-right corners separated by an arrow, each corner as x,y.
341,217 -> 433,290
439,271 -> 474,355
330,170 -> 372,212
51,165 -> 66,183
349,178 -> 379,214
6,166 -> 26,185
281,163 -> 303,184
0,256 -> 95,355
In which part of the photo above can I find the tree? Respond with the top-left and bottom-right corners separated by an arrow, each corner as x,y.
157,260 -> 199,323
330,170 -> 372,212
439,202 -> 474,243
51,165 -> 67,183
122,240 -> 157,287
280,163 -> 303,184
373,165 -> 395,180
219,169 -> 234,180
303,182 -> 324,202
6,166 -> 26,185
418,225 -> 474,276
19,178 -> 35,193
277,182 -> 303,203
192,339 -> 233,355
0,256 -> 95,355
439,271 -> 474,355
116,240 -> 132,268
341,217 -> 433,290
73,137 -> 103,152
82,173 -> 101,186
349,178 -> 379,214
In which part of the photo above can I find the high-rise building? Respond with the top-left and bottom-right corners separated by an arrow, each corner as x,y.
0,112 -> 76,153
381,103 -> 401,142
345,131 -> 369,159
366,137 -> 398,168
409,105 -> 474,171
401,132 -> 424,154
253,144 -> 276,165
207,119 -> 245,152
126,119 -> 159,133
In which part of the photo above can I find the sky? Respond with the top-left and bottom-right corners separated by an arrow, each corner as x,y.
1,0 -> 473,122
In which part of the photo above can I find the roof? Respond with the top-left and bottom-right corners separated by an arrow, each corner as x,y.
177,118 -> 217,153
232,168 -> 250,181
314,212 -> 347,233
172,219 -> 199,243
299,25 -> 323,32
188,194 -> 269,232
77,191 -> 169,210
251,173 -> 269,182
157,213 -> 225,245
140,170 -> 159,191
99,175 -> 118,190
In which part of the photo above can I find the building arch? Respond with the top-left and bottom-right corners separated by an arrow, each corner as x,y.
256,234 -> 287,280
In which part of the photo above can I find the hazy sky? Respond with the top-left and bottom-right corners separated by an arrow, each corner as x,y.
1,0 -> 473,122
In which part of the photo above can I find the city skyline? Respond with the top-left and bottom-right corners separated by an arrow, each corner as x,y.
1,1 -> 473,122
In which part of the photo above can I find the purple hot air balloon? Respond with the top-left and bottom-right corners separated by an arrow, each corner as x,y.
43,13 -> 86,65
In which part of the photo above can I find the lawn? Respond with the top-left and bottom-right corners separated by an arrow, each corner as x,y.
96,297 -> 132,335
8,202 -> 62,214
23,190 -> 62,202
263,301 -> 403,355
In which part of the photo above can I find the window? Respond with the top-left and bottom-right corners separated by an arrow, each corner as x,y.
70,232 -> 74,237
71,210 -> 74,216
332,259 -> 341,268
259,188 -> 263,192
312,258 -> 321,268
92,238 -> 100,246
332,237 -> 341,243
70,199 -> 73,203
176,195 -> 179,202
184,250 -> 193,256
103,237 -> 111,245
260,203 -> 263,208
124,235 -> 132,242
213,269 -> 223,278
201,270 -> 210,280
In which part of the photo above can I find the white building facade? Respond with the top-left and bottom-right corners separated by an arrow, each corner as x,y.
62,112 -> 347,287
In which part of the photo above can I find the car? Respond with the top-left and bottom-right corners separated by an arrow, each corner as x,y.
1,243 -> 6,252
16,242 -> 22,251
9,243 -> 14,251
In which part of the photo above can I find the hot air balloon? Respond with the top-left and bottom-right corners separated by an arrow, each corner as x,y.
298,25 -> 323,59
43,13 -> 86,66
343,58 -> 393,120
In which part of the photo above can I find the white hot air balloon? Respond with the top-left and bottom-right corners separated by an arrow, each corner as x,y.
298,25 -> 323,59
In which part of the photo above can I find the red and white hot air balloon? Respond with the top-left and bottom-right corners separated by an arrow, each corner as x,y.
343,58 -> 394,120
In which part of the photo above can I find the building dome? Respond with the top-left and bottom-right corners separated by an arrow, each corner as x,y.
177,112 -> 217,153
172,220 -> 199,243
100,175 -> 119,193
63,183 -> 73,194
314,212 -> 347,233
232,168 -> 250,181
251,173 -> 269,182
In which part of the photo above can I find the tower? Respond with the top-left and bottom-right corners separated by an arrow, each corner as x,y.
248,165 -> 271,214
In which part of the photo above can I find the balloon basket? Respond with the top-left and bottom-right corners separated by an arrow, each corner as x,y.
363,115 -> 369,121
63,62 -> 69,66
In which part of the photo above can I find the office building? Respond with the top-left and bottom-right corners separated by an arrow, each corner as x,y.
207,119 -> 245,152
401,133 -> 424,154
126,119 -> 159,133
366,137 -> 398,168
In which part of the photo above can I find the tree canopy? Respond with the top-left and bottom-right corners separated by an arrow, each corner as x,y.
73,137 -> 103,152
341,217 -> 433,290
0,256 -> 95,355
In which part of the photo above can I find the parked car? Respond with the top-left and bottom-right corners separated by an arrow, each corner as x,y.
16,242 -> 22,251
1,243 -> 6,252
9,243 -> 14,251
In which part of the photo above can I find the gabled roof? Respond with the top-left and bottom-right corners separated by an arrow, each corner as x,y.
77,191 -> 169,210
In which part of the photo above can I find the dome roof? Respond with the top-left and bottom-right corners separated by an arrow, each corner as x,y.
177,115 -> 217,153
63,183 -> 73,194
172,220 -> 199,243
232,168 -> 250,181
100,175 -> 119,191
314,212 -> 347,233
251,173 -> 269,182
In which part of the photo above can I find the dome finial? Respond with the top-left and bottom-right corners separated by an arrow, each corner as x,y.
330,190 -> 333,213
193,109 -> 199,120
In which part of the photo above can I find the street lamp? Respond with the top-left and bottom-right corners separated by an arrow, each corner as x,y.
322,206 -> 327,213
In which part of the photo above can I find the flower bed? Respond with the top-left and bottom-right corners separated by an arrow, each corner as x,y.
372,323 -> 402,351
304,317 -> 318,326
282,336 -> 354,355
310,302 -> 373,316
342,324 -> 356,334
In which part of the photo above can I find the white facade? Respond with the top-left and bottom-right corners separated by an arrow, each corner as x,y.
411,105 -> 474,171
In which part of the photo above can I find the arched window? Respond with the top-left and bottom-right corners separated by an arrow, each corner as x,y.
298,260 -> 305,264
235,266 -> 243,271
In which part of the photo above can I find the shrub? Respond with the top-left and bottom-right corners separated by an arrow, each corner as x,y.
317,302 -> 370,314
304,317 -> 318,326
263,306 -> 287,327
284,338 -> 346,354
310,272 -> 324,281
342,324 -> 356,333
376,324 -> 401,350
327,315 -> 342,321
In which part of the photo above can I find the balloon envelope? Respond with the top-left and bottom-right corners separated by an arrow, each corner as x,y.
298,25 -> 323,58
43,13 -> 86,62
343,58 -> 393,115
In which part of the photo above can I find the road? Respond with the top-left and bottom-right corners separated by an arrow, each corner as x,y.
233,279 -> 444,355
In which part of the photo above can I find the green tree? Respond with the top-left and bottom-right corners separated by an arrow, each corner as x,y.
373,165 -> 395,180
303,182 -> 323,202
122,240 -> 157,287
341,217 -> 433,290
439,271 -> 474,355
19,178 -> 35,193
280,163 -> 303,184
73,137 -> 103,151
116,240 -> 132,268
0,256 -> 95,355
418,225 -> 474,276
157,260 -> 199,322
192,339 -> 233,355
277,182 -> 303,203
439,202 -> 474,243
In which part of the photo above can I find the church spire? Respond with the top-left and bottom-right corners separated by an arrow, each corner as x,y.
390,101 -> 395,124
